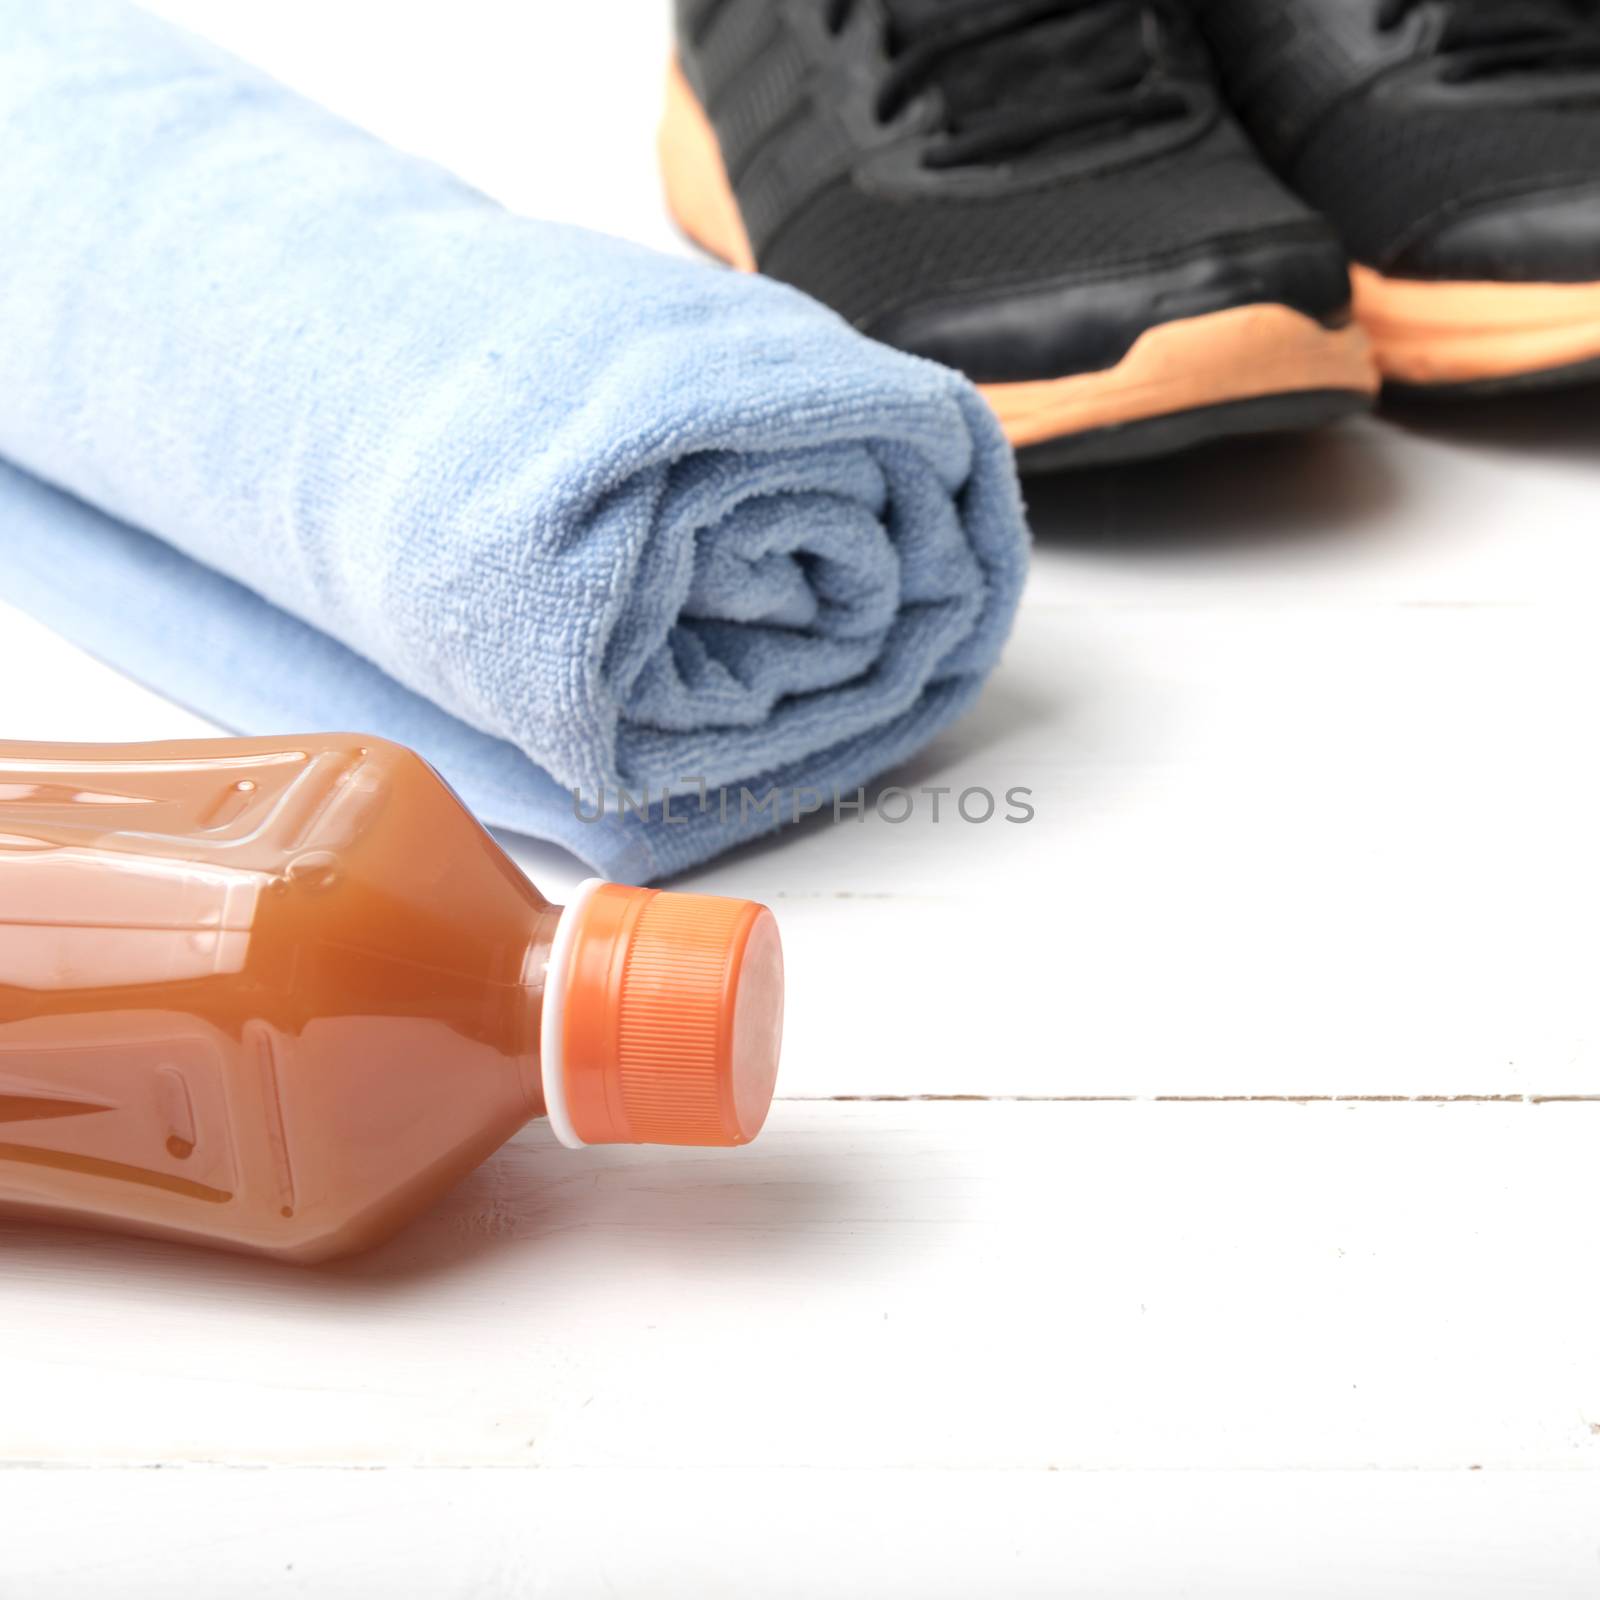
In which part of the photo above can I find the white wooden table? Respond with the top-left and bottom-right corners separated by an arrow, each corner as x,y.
3,5 -> 1599,1594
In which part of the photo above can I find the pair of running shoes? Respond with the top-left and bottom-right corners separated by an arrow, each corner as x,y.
664,0 -> 1600,467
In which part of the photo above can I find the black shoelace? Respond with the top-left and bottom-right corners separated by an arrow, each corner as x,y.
824,0 -> 1189,169
1377,0 -> 1600,80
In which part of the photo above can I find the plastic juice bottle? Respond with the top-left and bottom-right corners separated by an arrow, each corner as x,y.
0,735 -> 783,1262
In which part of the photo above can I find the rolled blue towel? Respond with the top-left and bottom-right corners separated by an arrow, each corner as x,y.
0,0 -> 1028,882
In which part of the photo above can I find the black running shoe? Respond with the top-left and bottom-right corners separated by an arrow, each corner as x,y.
1190,0 -> 1600,395
662,0 -> 1378,468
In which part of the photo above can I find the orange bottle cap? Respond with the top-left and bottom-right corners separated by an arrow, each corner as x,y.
540,879 -> 783,1149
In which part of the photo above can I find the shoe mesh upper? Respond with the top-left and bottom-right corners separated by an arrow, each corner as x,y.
1291,92 -> 1600,270
759,121 -> 1328,333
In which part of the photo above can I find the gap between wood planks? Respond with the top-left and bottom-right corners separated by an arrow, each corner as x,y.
781,1094 -> 1600,1105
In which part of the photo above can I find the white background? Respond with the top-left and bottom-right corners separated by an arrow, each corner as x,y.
4,3 -> 1600,1595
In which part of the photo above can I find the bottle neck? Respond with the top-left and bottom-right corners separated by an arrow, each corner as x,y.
532,879 -> 607,1149
518,898 -> 569,1127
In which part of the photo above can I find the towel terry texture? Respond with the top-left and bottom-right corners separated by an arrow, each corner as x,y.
0,0 -> 1029,882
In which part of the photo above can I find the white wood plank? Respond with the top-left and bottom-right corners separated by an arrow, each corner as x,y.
7,1466 -> 1596,1599
14,564 -> 1600,1100
19,579 -> 1600,1102
1020,400 -> 1600,612
141,0 -> 684,257
4,1103 -> 1598,1473
10,580 -> 1600,1101
682,594 -> 1600,1097
0,602 -> 220,744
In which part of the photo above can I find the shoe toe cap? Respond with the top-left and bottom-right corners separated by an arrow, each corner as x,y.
1389,181 -> 1600,282
862,230 -> 1354,385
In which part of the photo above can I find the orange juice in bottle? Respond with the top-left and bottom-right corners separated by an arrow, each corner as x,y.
0,735 -> 783,1261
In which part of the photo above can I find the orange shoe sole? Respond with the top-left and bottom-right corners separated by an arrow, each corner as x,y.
1353,264 -> 1600,393
659,59 -> 1380,460
660,56 -> 757,273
